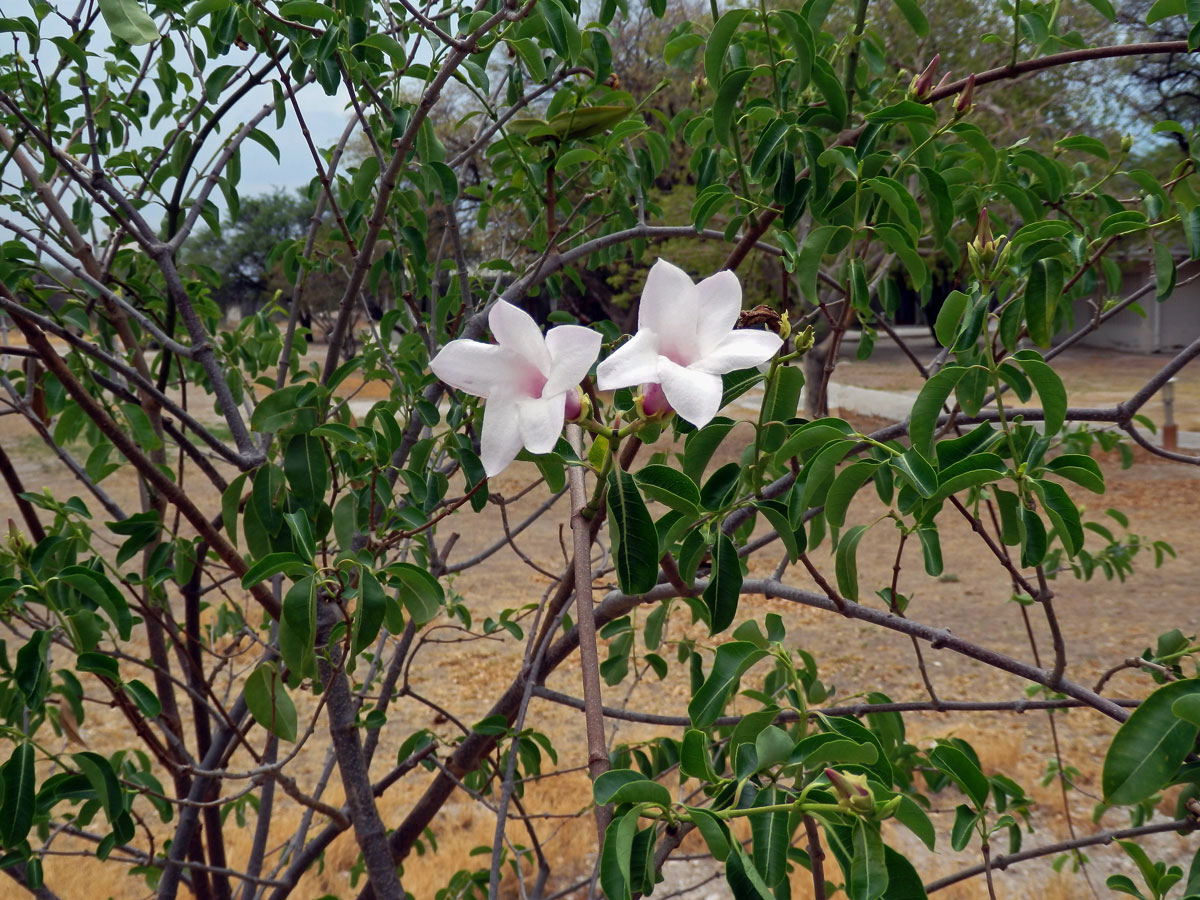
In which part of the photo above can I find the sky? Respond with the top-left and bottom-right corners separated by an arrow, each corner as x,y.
2,1 -> 369,240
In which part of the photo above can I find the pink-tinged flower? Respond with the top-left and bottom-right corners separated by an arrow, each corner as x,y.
596,259 -> 783,427
430,301 -> 600,476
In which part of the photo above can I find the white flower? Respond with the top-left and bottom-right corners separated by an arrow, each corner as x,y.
430,301 -> 600,476
596,259 -> 783,427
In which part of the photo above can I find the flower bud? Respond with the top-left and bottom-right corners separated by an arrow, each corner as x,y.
637,383 -> 674,419
954,73 -> 975,116
825,768 -> 875,815
793,324 -> 816,353
910,53 -> 940,99
778,310 -> 792,343
564,387 -> 585,422
874,795 -> 902,821
1121,133 -> 1134,154
6,519 -> 31,561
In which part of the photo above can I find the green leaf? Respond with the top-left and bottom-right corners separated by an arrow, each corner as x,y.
793,438 -> 857,514
704,533 -> 743,634
607,469 -> 660,595
1155,243 -> 1178,300
690,807 -> 732,861
850,820 -> 888,900
755,499 -> 805,562
894,796 -> 936,852
1012,350 -> 1067,436
72,750 -> 126,830
1103,679 -> 1200,805
705,9 -> 752,88
681,729 -> 720,781
750,118 -> 790,180
385,562 -> 444,625
891,0 -> 930,35
865,100 -> 936,124
726,841 -> 775,900
222,473 -> 248,550
934,290 -> 969,347
890,450 -> 937,498
98,0 -> 159,45
634,465 -> 701,515
1148,0 -> 1185,24
930,744 -> 990,809
604,778 -> 672,807
240,552 -> 307,589
122,680 -> 161,718
1,742 -> 36,845
1055,134 -> 1111,160
1020,507 -> 1047,568
835,524 -> 869,602
872,223 -> 927,289
1044,454 -> 1105,493
684,417 -> 736,482
688,642 -> 767,728
244,664 -> 299,743
910,366 -> 966,459
1033,479 -> 1084,556
600,809 -> 638,900
352,568 -> 386,657
824,460 -> 880,528
359,33 -> 408,65
279,0 -> 337,19
917,525 -> 943,576
750,786 -> 790,886
713,67 -> 753,145
796,225 -> 848,302
593,768 -> 644,803
1024,259 -> 1058,348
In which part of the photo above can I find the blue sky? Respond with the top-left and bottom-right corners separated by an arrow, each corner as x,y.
2,3 -> 363,238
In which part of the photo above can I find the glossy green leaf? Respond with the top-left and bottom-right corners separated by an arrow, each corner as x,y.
705,9 -> 752,88
99,0 -> 159,44
1103,679 -> 1200,805
688,642 -> 767,728
910,366 -> 966,459
930,744 -> 989,809
245,664 -> 299,742
607,469 -> 659,595
890,450 -> 937,498
1,742 -> 36,845
1012,350 -> 1067,436
635,465 -> 701,515
385,562 -> 444,625
240,552 -> 307,589
934,290 -> 969,347
704,533 -> 743,634
835,524 -> 868,602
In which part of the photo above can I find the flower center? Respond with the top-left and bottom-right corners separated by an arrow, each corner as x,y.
517,359 -> 548,399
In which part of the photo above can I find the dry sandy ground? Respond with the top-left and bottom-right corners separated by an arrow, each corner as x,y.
1,344 -> 1198,900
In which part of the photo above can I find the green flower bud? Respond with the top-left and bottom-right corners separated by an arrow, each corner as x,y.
825,768 -> 875,815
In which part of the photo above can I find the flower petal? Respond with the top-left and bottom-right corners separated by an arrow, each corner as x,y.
543,324 -> 601,396
691,329 -> 783,375
638,259 -> 698,336
489,300 -> 552,376
694,269 -> 742,355
430,340 -> 518,399
658,357 -> 723,427
480,396 -> 524,476
596,328 -> 662,390
518,392 -> 566,454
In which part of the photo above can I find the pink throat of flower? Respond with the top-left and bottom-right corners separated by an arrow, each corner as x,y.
518,361 -> 548,399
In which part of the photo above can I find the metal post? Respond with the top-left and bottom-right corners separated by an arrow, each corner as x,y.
1163,377 -> 1178,452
